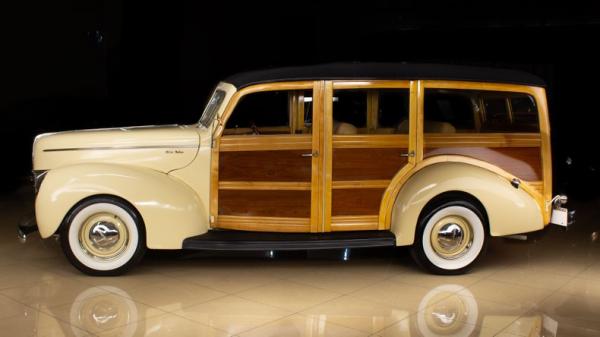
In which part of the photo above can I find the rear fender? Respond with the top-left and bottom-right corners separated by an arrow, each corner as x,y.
390,161 -> 543,246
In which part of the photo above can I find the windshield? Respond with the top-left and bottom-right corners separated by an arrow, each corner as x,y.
198,89 -> 226,127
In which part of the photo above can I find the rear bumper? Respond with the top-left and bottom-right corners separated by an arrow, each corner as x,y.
17,214 -> 38,243
549,194 -> 575,228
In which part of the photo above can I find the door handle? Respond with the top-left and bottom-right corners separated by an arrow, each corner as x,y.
301,151 -> 319,158
400,151 -> 415,157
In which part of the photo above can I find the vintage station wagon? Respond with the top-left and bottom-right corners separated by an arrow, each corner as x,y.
21,63 -> 572,275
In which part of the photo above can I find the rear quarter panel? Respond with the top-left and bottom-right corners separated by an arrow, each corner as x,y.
391,160 -> 543,246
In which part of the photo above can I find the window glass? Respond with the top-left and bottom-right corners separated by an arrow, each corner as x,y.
224,90 -> 312,135
511,96 -> 539,132
332,90 -> 367,133
332,89 -> 409,134
423,90 -> 475,133
482,97 -> 511,131
378,90 -> 410,130
424,89 -> 539,133
199,89 -> 226,127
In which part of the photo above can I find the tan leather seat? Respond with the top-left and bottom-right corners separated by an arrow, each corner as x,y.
424,121 -> 456,133
396,120 -> 456,133
333,121 -> 358,134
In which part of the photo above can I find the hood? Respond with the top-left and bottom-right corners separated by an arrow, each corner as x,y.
33,125 -> 203,172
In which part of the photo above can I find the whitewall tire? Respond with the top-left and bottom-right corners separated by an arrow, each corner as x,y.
411,199 -> 488,275
60,197 -> 146,276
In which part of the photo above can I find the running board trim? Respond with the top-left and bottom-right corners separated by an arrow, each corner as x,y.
182,230 -> 396,251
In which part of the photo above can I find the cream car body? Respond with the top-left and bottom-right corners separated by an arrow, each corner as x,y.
33,83 -> 236,249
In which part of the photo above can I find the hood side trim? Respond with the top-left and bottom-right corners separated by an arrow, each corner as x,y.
43,144 -> 199,152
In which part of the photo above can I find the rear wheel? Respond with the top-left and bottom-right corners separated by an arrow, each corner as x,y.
60,196 -> 146,276
411,199 -> 488,275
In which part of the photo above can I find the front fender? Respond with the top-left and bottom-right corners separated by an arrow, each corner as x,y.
391,161 -> 543,246
35,163 -> 208,249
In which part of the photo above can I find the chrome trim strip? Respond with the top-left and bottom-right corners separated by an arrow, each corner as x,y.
43,144 -> 198,152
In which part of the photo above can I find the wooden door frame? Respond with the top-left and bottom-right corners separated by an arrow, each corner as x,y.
210,81 -> 325,232
324,80 -> 419,231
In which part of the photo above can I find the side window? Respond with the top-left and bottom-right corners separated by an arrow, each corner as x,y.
510,96 -> 539,132
423,90 -> 475,133
378,90 -> 411,133
482,97 -> 510,131
332,89 -> 409,134
424,89 -> 539,133
224,90 -> 313,135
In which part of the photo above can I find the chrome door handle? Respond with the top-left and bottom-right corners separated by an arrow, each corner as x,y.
400,151 -> 415,157
301,151 -> 319,158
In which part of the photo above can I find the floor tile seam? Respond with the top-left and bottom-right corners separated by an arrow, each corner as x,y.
494,271 -> 586,337
166,305 -> 276,336
154,272 -> 259,295
1,285 -> 110,311
105,283 -> 234,315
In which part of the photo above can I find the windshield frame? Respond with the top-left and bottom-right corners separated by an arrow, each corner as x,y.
198,88 -> 227,128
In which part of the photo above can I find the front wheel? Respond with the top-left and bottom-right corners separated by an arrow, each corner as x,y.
411,200 -> 488,275
60,196 -> 146,276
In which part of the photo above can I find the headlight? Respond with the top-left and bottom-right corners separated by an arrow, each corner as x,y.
32,170 -> 47,195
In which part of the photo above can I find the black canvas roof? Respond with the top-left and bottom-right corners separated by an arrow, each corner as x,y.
225,63 -> 546,88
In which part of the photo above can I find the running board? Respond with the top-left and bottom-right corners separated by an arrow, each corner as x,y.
182,230 -> 396,251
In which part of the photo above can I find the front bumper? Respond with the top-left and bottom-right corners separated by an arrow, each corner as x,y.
18,214 -> 38,243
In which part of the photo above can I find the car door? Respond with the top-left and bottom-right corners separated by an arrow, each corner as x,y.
211,81 -> 327,232
324,81 -> 416,231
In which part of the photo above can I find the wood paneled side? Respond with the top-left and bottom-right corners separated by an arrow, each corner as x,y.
220,135 -> 312,152
217,215 -> 310,232
424,133 -> 541,148
332,135 -> 409,148
424,147 -> 542,181
220,150 -> 312,181
331,188 -> 386,216
527,181 -> 544,195
331,215 -> 379,231
332,148 -> 409,181
218,190 -> 311,217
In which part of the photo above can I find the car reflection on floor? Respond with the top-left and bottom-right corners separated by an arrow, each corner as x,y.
15,280 -> 556,337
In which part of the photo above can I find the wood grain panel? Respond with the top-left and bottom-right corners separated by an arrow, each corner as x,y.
527,181 -> 543,194
216,215 -> 310,232
424,147 -> 542,181
220,135 -> 312,152
332,80 -> 411,89
218,190 -> 311,217
220,150 -> 312,181
219,181 -> 311,190
424,133 -> 541,147
332,135 -> 409,148
331,215 -> 379,231
332,148 -> 409,180
332,180 -> 391,189
332,188 -> 386,216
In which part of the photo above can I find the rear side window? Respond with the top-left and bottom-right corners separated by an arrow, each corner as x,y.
510,96 -> 539,132
331,88 -> 410,134
424,89 -> 539,133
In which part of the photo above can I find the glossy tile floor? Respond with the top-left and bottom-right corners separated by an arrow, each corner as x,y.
1,189 -> 599,336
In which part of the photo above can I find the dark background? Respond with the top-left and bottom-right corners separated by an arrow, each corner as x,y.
2,0 -> 599,197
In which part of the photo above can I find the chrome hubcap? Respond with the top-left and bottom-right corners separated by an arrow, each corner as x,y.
89,222 -> 120,249
430,215 -> 473,259
79,213 -> 129,260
